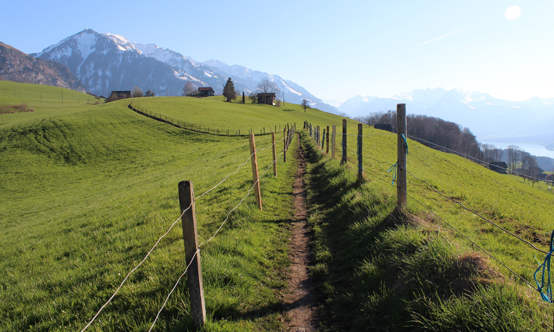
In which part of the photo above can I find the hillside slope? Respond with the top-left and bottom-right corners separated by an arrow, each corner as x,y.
0,43 -> 85,92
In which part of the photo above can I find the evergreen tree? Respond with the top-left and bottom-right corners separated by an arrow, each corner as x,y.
223,77 -> 236,102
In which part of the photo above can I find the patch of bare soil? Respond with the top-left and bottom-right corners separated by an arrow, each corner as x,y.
284,133 -> 318,332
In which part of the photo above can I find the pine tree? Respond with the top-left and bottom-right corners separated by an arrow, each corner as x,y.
223,78 -> 236,102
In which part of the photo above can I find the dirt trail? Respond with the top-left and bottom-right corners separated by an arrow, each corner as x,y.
284,133 -> 318,331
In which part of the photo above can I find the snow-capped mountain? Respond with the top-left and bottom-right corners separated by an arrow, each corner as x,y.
32,29 -> 337,113
339,87 -> 554,145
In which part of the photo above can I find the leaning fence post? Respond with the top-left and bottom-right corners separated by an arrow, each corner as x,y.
357,123 -> 363,181
272,132 -> 277,176
341,119 -> 347,165
397,104 -> 407,208
249,134 -> 263,210
178,181 -> 206,327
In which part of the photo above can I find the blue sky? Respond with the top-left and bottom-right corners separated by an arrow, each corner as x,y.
1,0 -> 553,103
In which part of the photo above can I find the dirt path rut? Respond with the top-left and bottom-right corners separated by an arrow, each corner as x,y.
284,133 -> 318,331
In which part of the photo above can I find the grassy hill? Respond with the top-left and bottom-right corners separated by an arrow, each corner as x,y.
1,81 -> 553,331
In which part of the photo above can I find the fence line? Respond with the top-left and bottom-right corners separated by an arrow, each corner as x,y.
366,167 -> 535,289
128,103 -> 284,137
347,143 -> 549,254
408,134 -> 550,184
305,116 -> 551,303
149,148 -> 288,331
81,133 -> 288,331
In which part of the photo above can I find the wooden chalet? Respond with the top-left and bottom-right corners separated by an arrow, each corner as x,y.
257,93 -> 276,105
374,124 -> 393,132
198,87 -> 215,97
489,162 -> 508,174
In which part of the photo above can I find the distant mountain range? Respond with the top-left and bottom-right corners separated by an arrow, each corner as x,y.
0,42 -> 85,92
30,29 -> 338,114
338,87 -> 554,147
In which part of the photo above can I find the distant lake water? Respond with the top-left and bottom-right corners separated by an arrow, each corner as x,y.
480,141 -> 554,159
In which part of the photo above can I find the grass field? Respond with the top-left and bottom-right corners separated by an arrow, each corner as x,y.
301,122 -> 554,330
2,80 -> 554,331
0,82 -> 307,331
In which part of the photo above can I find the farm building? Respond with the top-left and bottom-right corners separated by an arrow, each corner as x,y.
108,91 -> 131,100
489,162 -> 508,174
374,124 -> 393,132
198,87 -> 214,97
257,93 -> 276,105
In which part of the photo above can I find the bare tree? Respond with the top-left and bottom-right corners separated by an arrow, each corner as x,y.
132,86 -> 143,97
249,91 -> 257,103
301,99 -> 310,112
506,145 -> 520,172
257,78 -> 281,94
183,82 -> 197,96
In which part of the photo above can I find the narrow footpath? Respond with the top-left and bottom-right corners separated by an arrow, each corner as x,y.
284,133 -> 318,332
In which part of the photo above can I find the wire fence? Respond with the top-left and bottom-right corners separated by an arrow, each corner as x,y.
305,119 -> 554,305
81,126 -> 295,331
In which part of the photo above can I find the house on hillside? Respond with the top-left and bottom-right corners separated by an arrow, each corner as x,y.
257,93 -> 276,105
489,162 -> 508,174
108,91 -> 131,101
198,87 -> 214,97
374,124 -> 393,132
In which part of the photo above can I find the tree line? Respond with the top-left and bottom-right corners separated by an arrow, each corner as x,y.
356,111 -> 546,179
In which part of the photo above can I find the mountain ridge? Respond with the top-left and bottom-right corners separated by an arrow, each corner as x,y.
340,87 -> 554,146
32,29 -> 338,113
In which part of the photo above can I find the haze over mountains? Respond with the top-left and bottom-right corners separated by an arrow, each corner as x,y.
30,29 -> 337,114
338,87 -> 554,148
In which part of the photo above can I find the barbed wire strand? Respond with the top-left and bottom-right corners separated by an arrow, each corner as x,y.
366,166 -> 535,289
148,249 -> 199,332
80,204 -> 191,332
196,137 -> 284,200
404,169 -> 548,254
408,135 -> 549,183
199,149 -> 285,247
149,149 -> 287,331
81,137 -> 284,331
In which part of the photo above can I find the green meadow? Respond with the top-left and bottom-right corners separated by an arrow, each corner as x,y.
2,80 -> 554,331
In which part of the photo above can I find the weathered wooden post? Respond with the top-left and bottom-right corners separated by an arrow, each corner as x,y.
341,119 -> 347,165
357,123 -> 363,181
332,124 -> 336,159
322,129 -> 326,151
178,181 -> 206,327
397,104 -> 407,208
283,128 -> 287,162
326,126 -> 330,154
272,132 -> 277,176
249,134 -> 263,210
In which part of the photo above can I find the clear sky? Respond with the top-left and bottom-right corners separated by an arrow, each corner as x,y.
1,0 -> 553,103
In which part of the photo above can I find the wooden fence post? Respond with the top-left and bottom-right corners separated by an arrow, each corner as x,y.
326,126 -> 330,154
341,119 -> 347,165
283,128 -> 287,162
322,129 -> 326,151
357,123 -> 363,181
272,132 -> 277,176
332,124 -> 336,159
397,104 -> 407,208
249,134 -> 263,210
178,181 -> 206,327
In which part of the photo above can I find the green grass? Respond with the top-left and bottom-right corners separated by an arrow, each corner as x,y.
301,125 -> 554,331
4,80 -> 554,331
131,95 -> 356,136
0,81 -> 308,331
